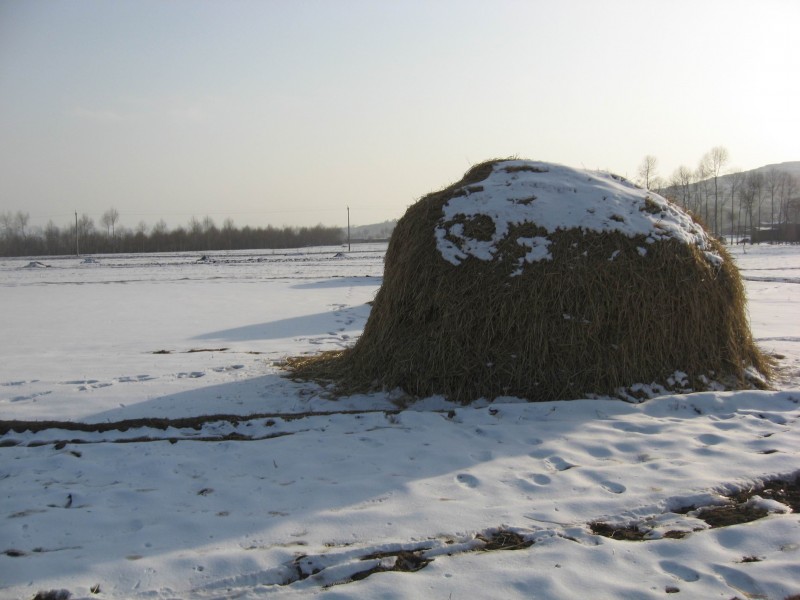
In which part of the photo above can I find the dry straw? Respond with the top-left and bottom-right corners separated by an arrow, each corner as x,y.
286,159 -> 771,403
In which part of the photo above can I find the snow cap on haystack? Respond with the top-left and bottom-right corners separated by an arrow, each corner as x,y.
289,159 -> 770,403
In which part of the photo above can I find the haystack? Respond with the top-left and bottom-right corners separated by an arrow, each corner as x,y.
289,159 -> 770,403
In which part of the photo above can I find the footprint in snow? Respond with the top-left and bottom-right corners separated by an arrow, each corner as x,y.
612,422 -> 662,435
659,560 -> 700,582
544,456 -> 576,472
211,365 -> 245,373
117,374 -> 155,383
583,444 -> 614,459
697,433 -> 726,445
512,474 -> 550,492
470,450 -> 493,462
712,565 -> 766,598
11,391 -> 52,402
600,480 -> 626,494
79,382 -> 112,391
177,371 -> 205,379
528,447 -> 552,459
358,436 -> 383,448
455,473 -> 480,488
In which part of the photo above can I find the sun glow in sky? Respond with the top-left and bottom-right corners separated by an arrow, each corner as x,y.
1,0 -> 798,232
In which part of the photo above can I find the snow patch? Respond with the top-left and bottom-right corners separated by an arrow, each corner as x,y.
435,160 -> 721,270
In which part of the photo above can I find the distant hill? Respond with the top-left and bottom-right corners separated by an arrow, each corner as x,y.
751,161 -> 800,179
344,219 -> 397,241
715,161 -> 800,186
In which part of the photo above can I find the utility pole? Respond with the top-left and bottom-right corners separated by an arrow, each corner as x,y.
75,211 -> 79,256
347,206 -> 351,252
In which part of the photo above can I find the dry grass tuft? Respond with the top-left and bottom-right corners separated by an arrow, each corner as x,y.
287,159 -> 771,403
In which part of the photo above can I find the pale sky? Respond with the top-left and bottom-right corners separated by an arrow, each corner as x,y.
1,0 -> 798,232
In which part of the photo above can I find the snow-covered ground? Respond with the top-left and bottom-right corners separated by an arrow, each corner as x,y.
0,242 -> 798,600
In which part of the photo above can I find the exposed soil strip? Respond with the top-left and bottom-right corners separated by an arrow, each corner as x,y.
591,474 -> 799,541
0,409 -> 402,436
151,347 -> 229,354
18,431 -> 296,447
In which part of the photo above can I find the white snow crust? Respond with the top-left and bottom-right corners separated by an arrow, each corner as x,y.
0,243 -> 798,600
435,160 -> 720,269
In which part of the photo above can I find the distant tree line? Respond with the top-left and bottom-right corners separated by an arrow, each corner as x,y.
0,212 -> 344,257
635,148 -> 800,242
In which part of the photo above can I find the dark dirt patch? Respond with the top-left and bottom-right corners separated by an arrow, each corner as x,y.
475,530 -> 533,551
589,522 -> 647,541
32,591 -> 71,600
729,475 -> 800,512
186,348 -> 229,353
692,474 -> 798,528
360,549 -> 432,573
443,213 -> 496,242
662,530 -> 689,539
696,504 -> 768,528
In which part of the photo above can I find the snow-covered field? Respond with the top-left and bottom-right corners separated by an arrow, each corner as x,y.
1,242 -> 798,600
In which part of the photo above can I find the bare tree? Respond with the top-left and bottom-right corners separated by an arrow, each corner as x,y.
788,196 -> 800,224
779,173 -> 798,226
44,220 -> 61,253
222,218 -> 235,249
670,165 -> 694,210
741,171 -> 764,241
764,169 -> 784,233
636,155 -> 659,189
101,211 -> 112,237
151,219 -> 168,252
0,211 -> 13,237
727,169 -> 744,241
188,216 -> 203,237
77,213 -> 95,238
695,161 -> 712,226
152,219 -> 168,236
14,211 -> 30,238
101,208 -> 120,238
700,146 -> 729,237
